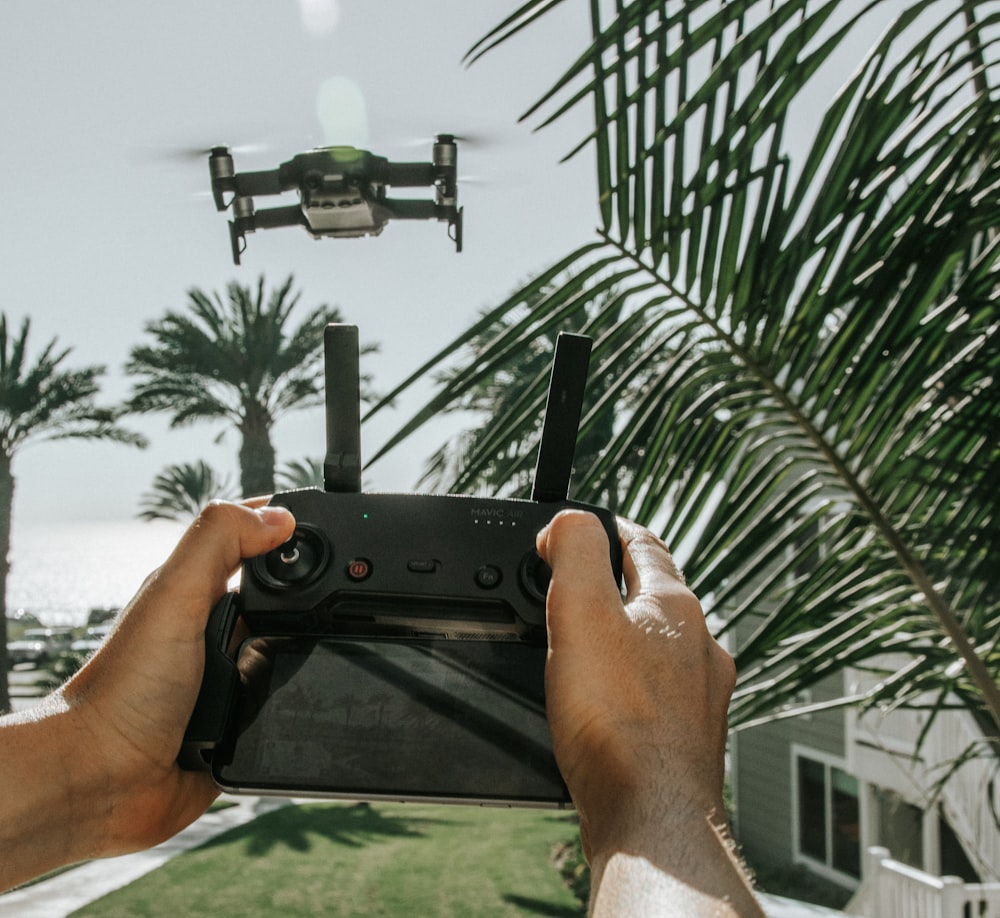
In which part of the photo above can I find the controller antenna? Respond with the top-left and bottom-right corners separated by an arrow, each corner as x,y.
531,333 -> 593,502
323,324 -> 362,493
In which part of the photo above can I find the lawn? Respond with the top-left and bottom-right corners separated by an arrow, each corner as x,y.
70,802 -> 584,917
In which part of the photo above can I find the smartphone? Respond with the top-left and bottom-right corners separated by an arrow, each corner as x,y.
211,635 -> 572,808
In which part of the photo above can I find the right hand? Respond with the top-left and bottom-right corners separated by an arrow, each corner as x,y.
538,510 -> 736,856
537,510 -> 766,918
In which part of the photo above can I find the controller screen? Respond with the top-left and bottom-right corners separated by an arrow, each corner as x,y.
214,636 -> 570,805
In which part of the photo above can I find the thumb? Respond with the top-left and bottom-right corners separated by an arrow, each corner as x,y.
537,509 -> 621,648
146,500 -> 296,630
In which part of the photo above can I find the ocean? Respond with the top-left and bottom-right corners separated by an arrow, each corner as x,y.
8,519 -> 189,627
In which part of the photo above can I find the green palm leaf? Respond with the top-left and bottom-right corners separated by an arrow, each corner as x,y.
138,460 -> 238,522
374,1 -> 1000,733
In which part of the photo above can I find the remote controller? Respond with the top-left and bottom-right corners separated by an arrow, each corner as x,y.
180,325 -> 622,807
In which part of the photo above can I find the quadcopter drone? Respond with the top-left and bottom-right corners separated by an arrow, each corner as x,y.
208,134 -> 463,264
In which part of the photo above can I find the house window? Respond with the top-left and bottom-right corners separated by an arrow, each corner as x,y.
795,753 -> 861,879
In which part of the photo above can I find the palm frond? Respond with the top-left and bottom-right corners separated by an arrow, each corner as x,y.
376,1 -> 1000,730
138,460 -> 237,522
0,315 -> 145,455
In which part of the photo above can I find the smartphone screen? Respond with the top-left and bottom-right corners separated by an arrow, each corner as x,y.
212,636 -> 571,807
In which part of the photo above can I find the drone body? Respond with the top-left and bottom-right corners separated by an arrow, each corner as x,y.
209,134 -> 462,263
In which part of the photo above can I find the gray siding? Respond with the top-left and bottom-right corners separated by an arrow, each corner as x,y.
733,673 -> 846,871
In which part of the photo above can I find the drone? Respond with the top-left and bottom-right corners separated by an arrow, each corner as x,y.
208,134 -> 463,264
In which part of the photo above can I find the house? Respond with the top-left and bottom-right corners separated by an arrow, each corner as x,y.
730,658 -> 1000,913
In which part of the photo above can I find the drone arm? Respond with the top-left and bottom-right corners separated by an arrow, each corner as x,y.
384,159 -> 457,202
384,200 -> 463,252
252,204 -> 309,229
384,163 -> 436,187
381,199 -> 431,220
228,204 -> 308,265
232,170 -> 285,198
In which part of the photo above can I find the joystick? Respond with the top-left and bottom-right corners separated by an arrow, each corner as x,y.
257,525 -> 330,588
181,325 -> 623,806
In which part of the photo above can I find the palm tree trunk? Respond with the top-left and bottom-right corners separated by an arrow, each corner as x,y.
239,404 -> 276,497
0,455 -> 14,713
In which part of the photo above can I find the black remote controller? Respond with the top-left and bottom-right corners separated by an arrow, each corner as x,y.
181,325 -> 622,807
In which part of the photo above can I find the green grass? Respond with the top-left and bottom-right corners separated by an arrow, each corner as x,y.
70,802 -> 584,917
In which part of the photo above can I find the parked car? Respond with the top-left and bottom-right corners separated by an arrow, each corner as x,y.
70,624 -> 114,655
7,628 -> 74,668
5,608 -> 43,642
6,608 -> 42,628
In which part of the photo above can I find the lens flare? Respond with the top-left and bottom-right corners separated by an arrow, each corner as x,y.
316,75 -> 368,147
298,0 -> 340,35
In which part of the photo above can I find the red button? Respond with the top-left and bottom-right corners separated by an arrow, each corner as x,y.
347,558 -> 372,581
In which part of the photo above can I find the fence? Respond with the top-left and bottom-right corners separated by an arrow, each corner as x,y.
850,670 -> 1000,881
850,847 -> 1000,918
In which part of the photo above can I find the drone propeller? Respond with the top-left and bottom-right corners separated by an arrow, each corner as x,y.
392,132 -> 495,152
379,118 -> 519,152
166,142 -> 270,161
129,132 -> 279,166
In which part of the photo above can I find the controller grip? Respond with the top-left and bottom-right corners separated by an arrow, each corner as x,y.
178,592 -> 242,770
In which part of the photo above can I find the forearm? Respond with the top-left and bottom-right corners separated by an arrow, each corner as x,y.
0,696 -> 102,891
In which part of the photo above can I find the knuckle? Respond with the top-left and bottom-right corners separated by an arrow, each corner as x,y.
709,641 -> 737,695
195,499 -> 244,531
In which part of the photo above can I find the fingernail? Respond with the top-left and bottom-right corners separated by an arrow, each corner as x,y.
257,505 -> 295,528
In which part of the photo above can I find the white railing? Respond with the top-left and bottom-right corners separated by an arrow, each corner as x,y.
930,711 -> 1000,882
849,666 -> 1000,881
850,847 -> 1000,918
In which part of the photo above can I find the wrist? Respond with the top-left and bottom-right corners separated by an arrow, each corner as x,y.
563,729 -> 726,859
581,776 -> 727,864
582,786 -> 763,917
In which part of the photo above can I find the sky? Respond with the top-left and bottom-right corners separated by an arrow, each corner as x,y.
0,1 -> 599,523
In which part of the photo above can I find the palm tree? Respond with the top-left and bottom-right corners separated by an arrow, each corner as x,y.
369,1 -> 1000,739
0,315 -> 144,712
126,275 -> 371,496
137,460 -> 238,522
276,457 -> 325,490
138,456 -> 343,523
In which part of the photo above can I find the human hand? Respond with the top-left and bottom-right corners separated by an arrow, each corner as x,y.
537,510 -> 761,916
0,499 -> 295,889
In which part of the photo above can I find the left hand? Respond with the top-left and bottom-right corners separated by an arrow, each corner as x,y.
55,499 -> 295,858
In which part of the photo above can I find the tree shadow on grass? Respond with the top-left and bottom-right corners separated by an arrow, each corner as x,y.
199,802 -> 453,857
502,894 -> 584,917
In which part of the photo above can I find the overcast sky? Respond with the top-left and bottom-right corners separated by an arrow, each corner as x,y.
0,1 -> 599,522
